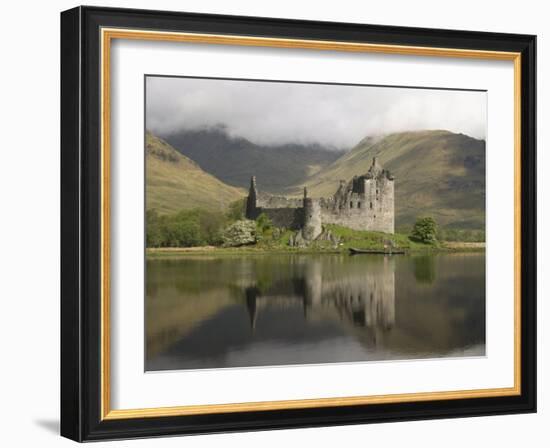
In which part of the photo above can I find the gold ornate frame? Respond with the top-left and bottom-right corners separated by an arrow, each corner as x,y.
99,27 -> 522,421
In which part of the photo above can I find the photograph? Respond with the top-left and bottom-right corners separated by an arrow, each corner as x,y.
144,76 -> 487,371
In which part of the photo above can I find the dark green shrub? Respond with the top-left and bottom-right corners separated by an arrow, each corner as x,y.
410,217 -> 438,244
255,213 -> 273,234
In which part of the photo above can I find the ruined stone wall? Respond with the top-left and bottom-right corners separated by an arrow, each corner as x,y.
256,194 -> 303,209
256,207 -> 304,230
247,193 -> 306,230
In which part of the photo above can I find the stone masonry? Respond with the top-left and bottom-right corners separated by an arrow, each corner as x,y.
245,157 -> 394,239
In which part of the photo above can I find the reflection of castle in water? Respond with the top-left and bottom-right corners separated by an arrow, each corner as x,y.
245,257 -> 395,335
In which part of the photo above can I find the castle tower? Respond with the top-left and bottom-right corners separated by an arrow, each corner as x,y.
245,176 -> 258,220
362,157 -> 394,234
302,189 -> 322,240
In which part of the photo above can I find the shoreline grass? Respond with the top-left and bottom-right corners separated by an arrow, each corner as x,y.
146,240 -> 485,259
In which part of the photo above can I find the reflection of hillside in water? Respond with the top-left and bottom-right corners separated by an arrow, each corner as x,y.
145,254 -> 485,371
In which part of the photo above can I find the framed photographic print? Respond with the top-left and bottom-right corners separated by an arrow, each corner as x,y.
60,6 -> 536,442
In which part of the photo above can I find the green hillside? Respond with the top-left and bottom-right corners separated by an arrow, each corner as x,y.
146,132 -> 245,214
298,130 -> 485,229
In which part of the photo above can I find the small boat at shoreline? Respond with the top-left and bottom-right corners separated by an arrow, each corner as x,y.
348,247 -> 406,255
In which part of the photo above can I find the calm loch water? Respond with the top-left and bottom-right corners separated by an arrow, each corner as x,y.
146,253 -> 485,371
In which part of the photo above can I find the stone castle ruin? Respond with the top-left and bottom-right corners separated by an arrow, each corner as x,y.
246,157 -> 394,240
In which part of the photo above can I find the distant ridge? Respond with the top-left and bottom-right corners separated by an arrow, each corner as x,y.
160,127 -> 345,194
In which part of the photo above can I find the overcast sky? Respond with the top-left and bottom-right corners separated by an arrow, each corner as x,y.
146,76 -> 486,149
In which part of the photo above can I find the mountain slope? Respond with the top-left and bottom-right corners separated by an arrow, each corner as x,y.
299,130 -> 485,229
159,127 -> 344,194
146,132 -> 245,214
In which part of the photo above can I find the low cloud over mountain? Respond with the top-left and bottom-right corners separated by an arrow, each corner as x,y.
146,76 -> 486,149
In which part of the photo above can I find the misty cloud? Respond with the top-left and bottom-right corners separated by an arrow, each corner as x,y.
146,76 -> 486,149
